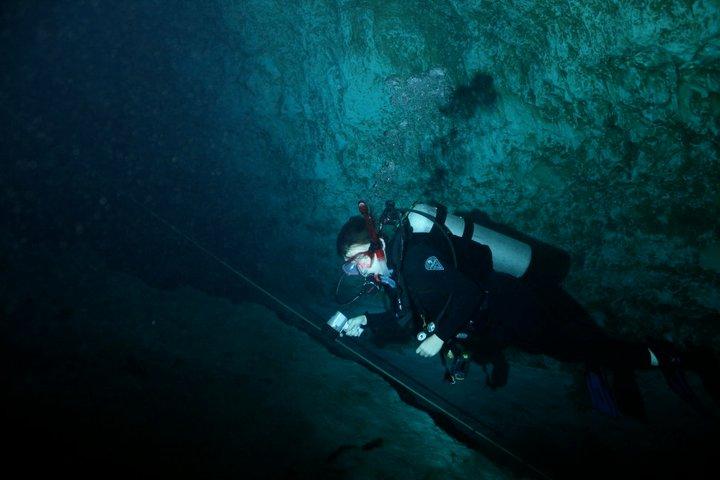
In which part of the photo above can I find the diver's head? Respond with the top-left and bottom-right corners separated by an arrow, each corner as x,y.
342,239 -> 389,277
337,215 -> 370,258
337,215 -> 389,277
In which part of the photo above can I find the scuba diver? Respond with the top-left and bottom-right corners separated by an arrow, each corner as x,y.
328,201 -> 720,418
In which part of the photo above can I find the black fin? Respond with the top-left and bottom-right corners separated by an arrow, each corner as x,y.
586,368 -> 620,418
612,369 -> 646,421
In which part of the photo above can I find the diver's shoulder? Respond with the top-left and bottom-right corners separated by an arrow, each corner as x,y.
404,236 -> 447,265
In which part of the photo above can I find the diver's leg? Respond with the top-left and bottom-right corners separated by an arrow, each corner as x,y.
531,319 -> 653,417
683,347 -> 720,404
540,321 -> 651,370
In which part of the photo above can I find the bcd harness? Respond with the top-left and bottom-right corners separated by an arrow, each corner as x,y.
359,201 -> 489,384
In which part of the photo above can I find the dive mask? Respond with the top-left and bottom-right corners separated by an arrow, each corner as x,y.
342,250 -> 374,276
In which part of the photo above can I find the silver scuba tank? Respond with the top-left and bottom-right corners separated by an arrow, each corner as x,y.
407,203 -> 532,278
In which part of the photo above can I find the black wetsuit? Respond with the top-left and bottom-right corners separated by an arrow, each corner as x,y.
363,222 -> 650,371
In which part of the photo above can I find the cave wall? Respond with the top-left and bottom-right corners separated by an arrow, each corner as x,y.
2,0 -> 718,346
226,0 -> 719,344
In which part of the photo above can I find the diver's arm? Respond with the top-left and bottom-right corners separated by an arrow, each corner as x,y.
364,310 -> 396,329
404,242 -> 483,343
413,275 -> 481,357
433,270 -> 483,342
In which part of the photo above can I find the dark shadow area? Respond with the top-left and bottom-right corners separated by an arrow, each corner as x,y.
440,72 -> 498,119
0,0 -> 288,302
298,295 -> 720,480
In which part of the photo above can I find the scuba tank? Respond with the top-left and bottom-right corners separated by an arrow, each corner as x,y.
406,202 -> 571,285
407,203 -> 531,278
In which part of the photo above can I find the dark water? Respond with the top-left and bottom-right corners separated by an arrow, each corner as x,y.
2,1 -> 719,479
